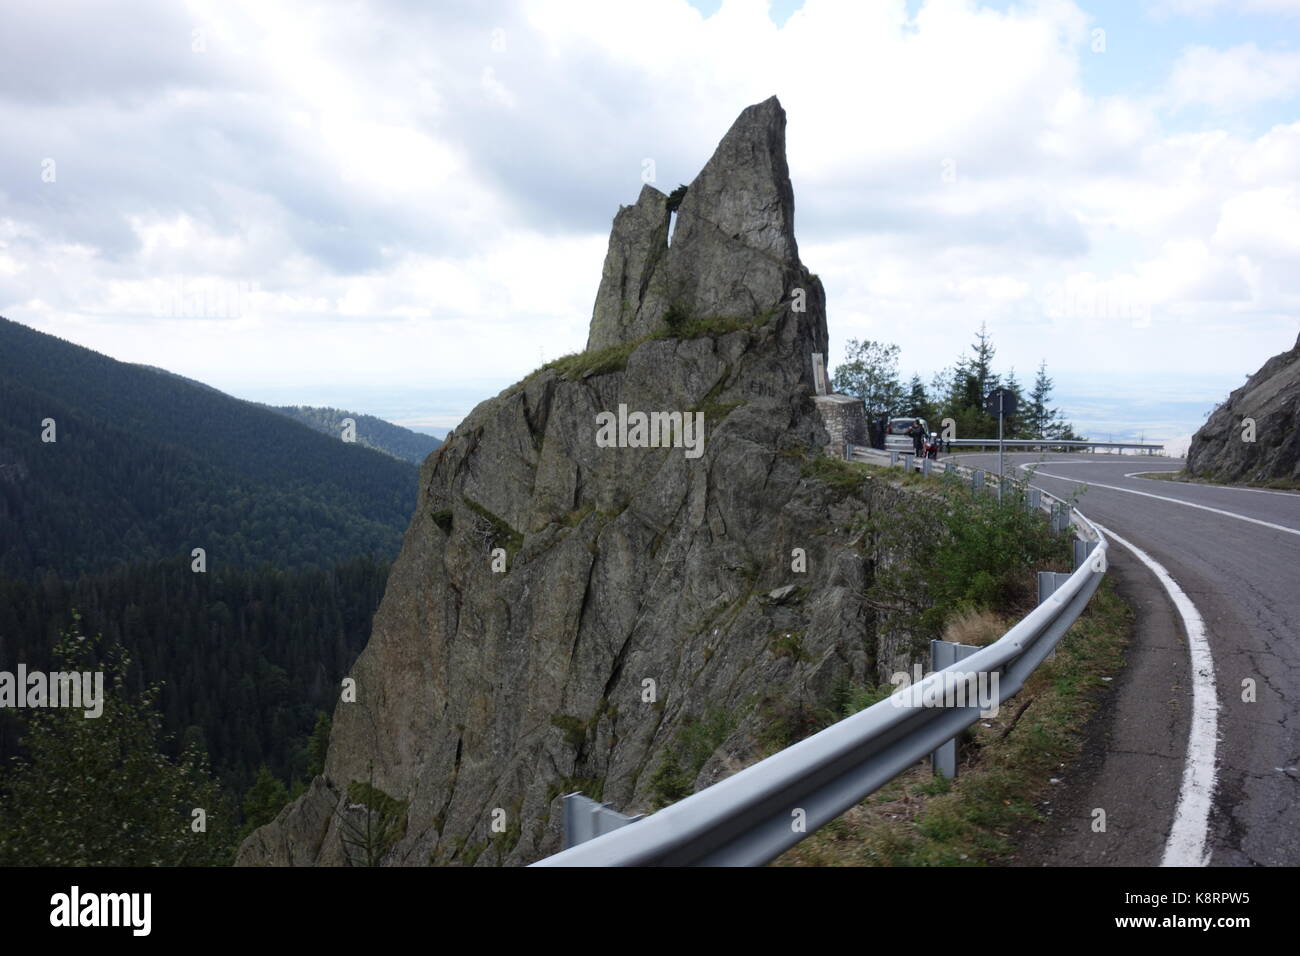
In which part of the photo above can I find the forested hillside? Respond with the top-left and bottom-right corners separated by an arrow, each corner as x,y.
267,405 -> 441,464
0,316 -> 418,580
0,553 -> 385,797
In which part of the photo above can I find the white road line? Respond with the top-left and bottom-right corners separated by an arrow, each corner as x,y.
1094,523 -> 1217,867
1013,460 -> 1177,471
1122,471 -> 1300,498
1029,471 -> 1300,538
1022,460 -> 1152,467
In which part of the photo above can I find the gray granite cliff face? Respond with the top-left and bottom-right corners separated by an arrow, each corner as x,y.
1187,332 -> 1300,482
237,97 -> 912,867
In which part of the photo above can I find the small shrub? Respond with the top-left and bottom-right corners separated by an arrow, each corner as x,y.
543,341 -> 636,381
769,630 -> 807,661
757,695 -> 836,753
649,707 -> 736,808
943,607 -> 1006,648
560,503 -> 593,528
696,399 -> 744,423
550,713 -> 588,750
802,455 -> 870,498
462,497 -> 524,563
653,309 -> 775,341
339,767 -> 408,867
867,476 -> 1072,642
664,301 -> 691,331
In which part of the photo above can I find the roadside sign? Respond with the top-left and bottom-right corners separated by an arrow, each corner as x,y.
984,387 -> 1018,419
984,388 -> 1018,501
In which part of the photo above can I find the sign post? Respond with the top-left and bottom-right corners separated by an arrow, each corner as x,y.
983,387 -> 1018,501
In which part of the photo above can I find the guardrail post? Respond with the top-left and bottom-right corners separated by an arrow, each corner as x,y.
1027,487 -> 1041,512
921,456 -> 931,476
1073,538 -> 1090,571
930,639 -> 982,779
845,443 -> 854,461
903,453 -> 913,472
890,450 -> 898,466
562,793 -> 643,849
971,469 -> 984,492
1036,571 -> 1074,661
1037,569 -> 1073,601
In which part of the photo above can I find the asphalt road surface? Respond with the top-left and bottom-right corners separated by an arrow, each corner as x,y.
950,451 -> 1300,867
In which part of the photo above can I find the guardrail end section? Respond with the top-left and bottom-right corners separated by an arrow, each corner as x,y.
561,792 -> 642,850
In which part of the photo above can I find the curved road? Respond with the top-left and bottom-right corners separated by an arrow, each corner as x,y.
950,451 -> 1300,867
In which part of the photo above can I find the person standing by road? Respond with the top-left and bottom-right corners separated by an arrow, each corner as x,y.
907,420 -> 924,458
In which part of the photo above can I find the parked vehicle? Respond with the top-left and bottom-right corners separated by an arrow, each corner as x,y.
924,430 -> 943,459
884,417 -> 929,455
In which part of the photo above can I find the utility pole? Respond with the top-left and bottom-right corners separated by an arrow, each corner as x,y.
998,390 -> 1005,503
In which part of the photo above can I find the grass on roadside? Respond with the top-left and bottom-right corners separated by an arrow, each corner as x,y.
773,576 -> 1132,866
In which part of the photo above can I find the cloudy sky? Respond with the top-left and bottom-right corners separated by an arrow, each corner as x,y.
2,0 -> 1298,450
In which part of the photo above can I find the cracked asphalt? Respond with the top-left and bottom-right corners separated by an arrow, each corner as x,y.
952,451 -> 1300,867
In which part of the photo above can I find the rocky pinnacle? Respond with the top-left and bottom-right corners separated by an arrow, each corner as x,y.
587,96 -> 824,356
235,97 -> 904,868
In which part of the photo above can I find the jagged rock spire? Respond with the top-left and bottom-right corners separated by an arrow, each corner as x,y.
587,96 -> 819,353
237,98 -> 851,869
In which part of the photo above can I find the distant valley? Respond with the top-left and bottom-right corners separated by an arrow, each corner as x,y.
265,405 -> 440,465
0,314 -> 442,838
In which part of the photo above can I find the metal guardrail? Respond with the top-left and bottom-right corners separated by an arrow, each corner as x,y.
944,439 -> 1164,452
532,453 -> 1107,867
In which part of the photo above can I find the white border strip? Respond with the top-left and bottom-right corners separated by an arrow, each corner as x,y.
1033,472 -> 1300,537
1123,471 -> 1300,498
1094,522 -> 1218,867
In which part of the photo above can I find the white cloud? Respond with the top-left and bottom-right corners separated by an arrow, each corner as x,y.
1166,43 -> 1300,111
1150,0 -> 1300,18
1214,184 -> 1300,259
0,0 -> 1296,447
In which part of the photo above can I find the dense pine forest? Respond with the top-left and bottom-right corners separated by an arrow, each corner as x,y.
0,316 -> 417,581
0,553 -> 386,794
0,316 -> 419,863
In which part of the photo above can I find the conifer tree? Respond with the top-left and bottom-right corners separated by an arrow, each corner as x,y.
0,621 -> 237,865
